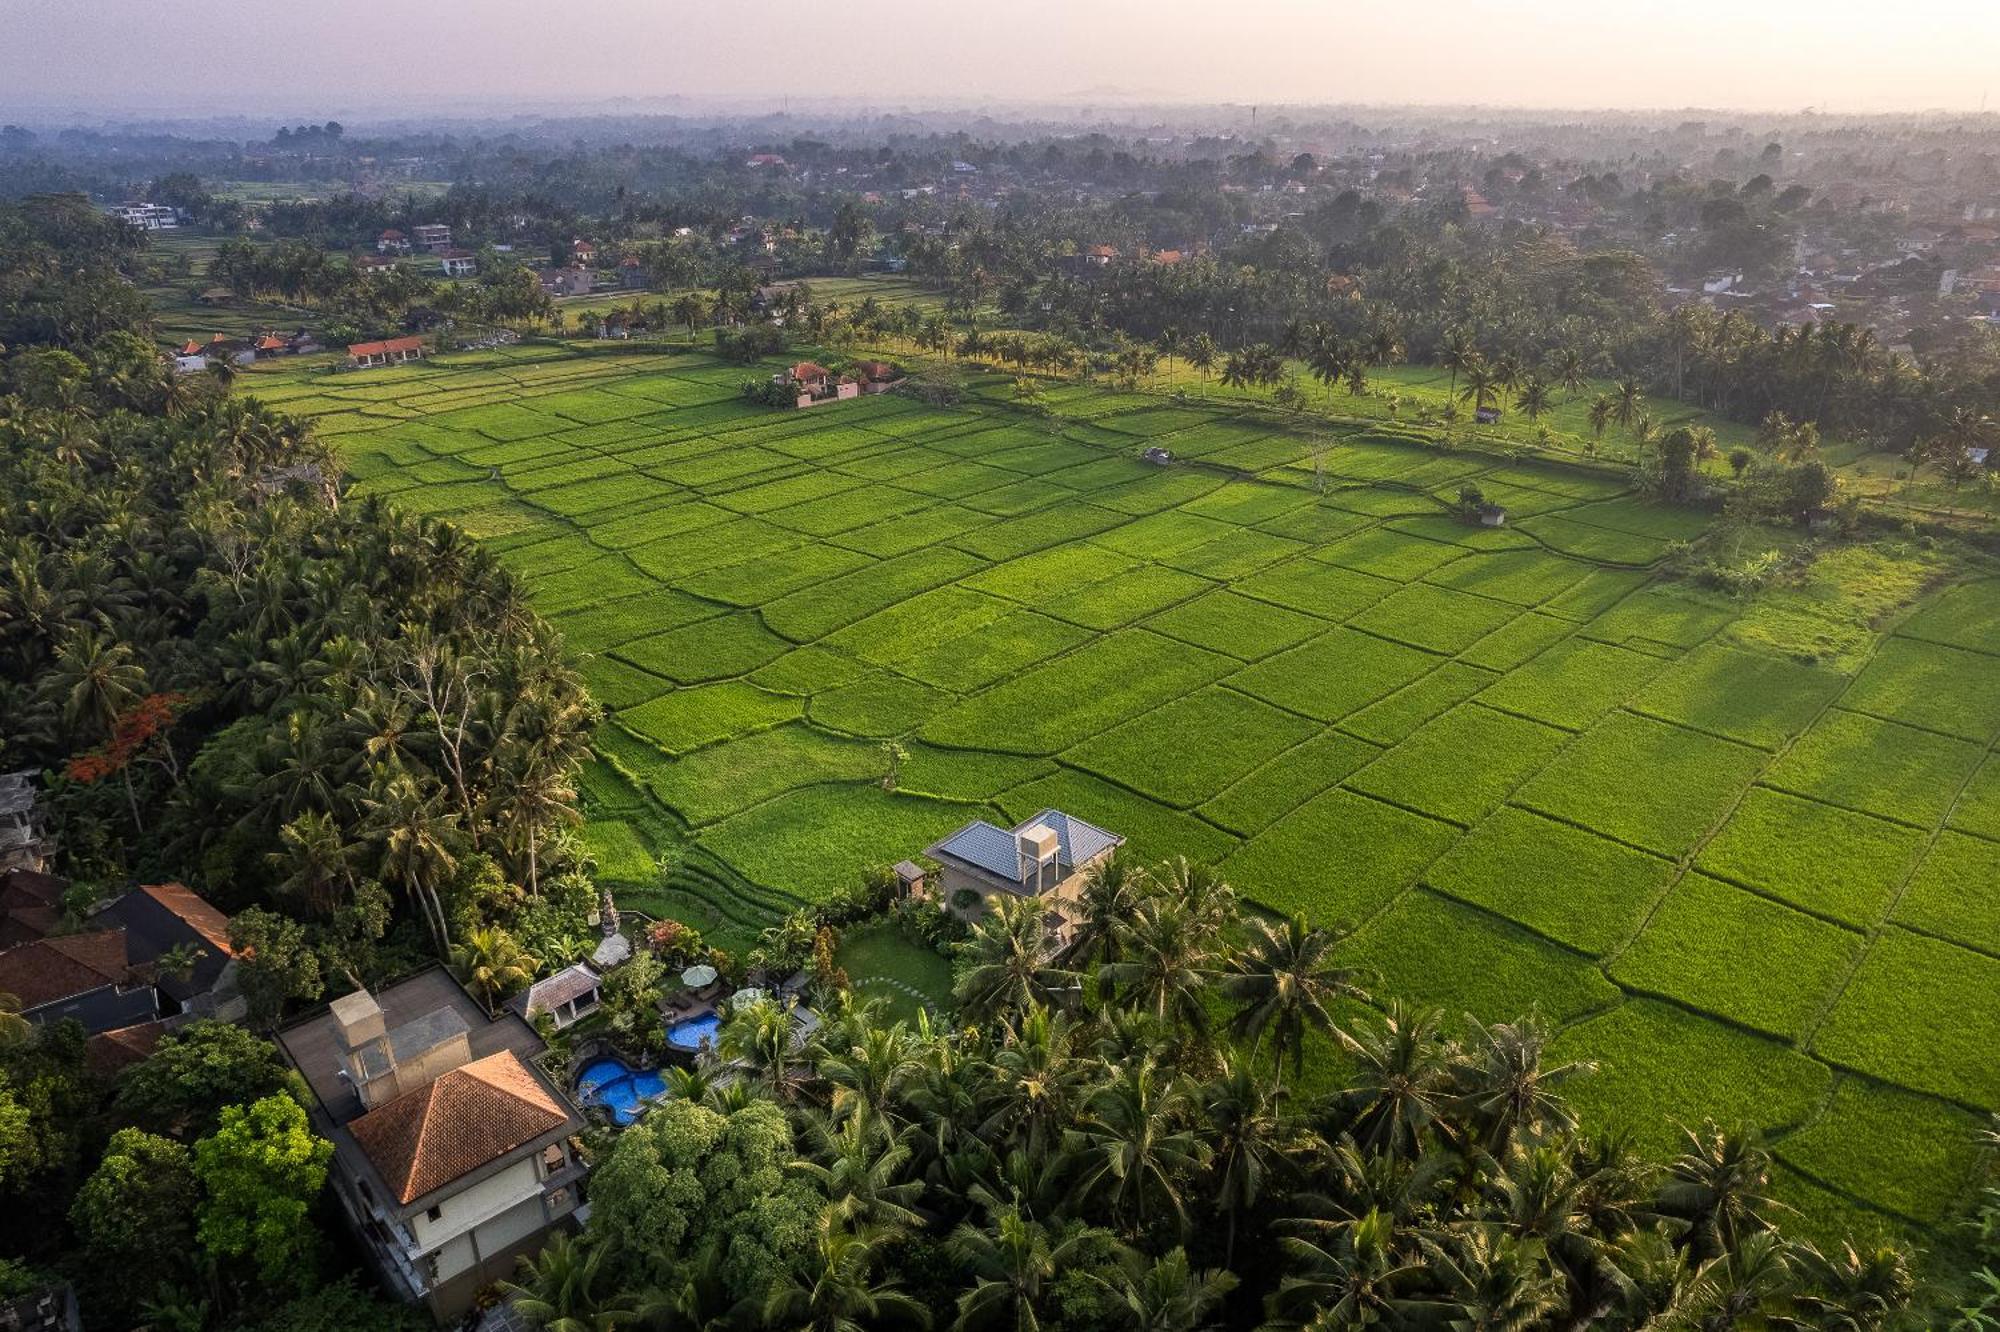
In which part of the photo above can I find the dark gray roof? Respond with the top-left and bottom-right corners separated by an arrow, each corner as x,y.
925,809 -> 1123,886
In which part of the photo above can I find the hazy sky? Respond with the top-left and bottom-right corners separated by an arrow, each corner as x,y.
4,0 -> 1996,117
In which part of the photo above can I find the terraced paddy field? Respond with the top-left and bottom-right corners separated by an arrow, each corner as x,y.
245,340 -> 2000,1252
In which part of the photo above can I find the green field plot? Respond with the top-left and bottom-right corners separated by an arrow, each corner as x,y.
1893,831 -> 2000,955
1896,577 -> 2000,655
1222,789 -> 1457,924
1459,611 -> 1576,671
619,681 -> 803,754
1337,890 -> 1620,1026
1514,712 -> 1766,856
1422,549 -> 1591,607
923,630 -> 1235,755
1143,588 -> 1326,661
1475,639 -> 1668,730
1233,556 -> 1396,620
1628,643 -> 1844,749
1610,874 -> 1864,1039
680,542 -> 872,607
749,645 -> 872,697
1694,788 -> 1925,926
764,547 -> 987,640
616,611 -> 791,683
1812,928 -> 2000,1106
1776,1079 -> 1987,1224
1162,527 -> 1310,580
809,672 -> 952,738
584,820 -> 656,885
1043,564 -> 1214,630
898,745 -> 1054,802
897,611 -> 1092,693
1761,709 -> 1984,827
1228,628 -> 1438,722
1516,513 -> 1671,564
1551,1001 -> 1832,1154
1423,806 -> 1673,955
1313,527 -> 1466,581
1841,636 -> 2000,740
1342,662 -> 1500,747
1577,586 -> 1738,650
700,785 -> 981,902
1346,704 -> 1567,826
579,656 -> 674,711
648,725 -> 881,826
1951,755 -> 2000,840
1199,731 -> 1383,836
1346,582 -> 1520,654
1062,687 -> 1318,808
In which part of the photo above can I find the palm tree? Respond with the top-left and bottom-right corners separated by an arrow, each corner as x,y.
796,1115 -> 925,1231
1187,334 -> 1217,396
49,626 -> 144,741
954,894 -> 1078,1022
1223,915 -> 1366,1093
949,1203 -> 1105,1332
267,808 -> 360,917
1069,1058 -> 1208,1237
1157,325 -> 1182,383
502,1232 -> 634,1332
764,1213 -> 930,1332
452,925 -> 536,1014
1458,358 -> 1501,416
1587,394 -> 1616,448
1099,895 -> 1213,1036
362,766 -> 459,953
1440,330 -> 1477,408
979,1004 -> 1090,1160
1099,1248 -> 1237,1332
1613,377 -> 1646,432
1778,1240 -> 1914,1330
1338,1003 -> 1455,1160
1658,1123 -> 1781,1265
1515,377 -> 1553,423
1551,347 -> 1589,399
1065,855 -> 1153,977
720,996 -> 802,1099
1267,1208 -> 1444,1329
1452,1015 -> 1590,1157
821,1021 -> 925,1126
1203,1054 -> 1297,1265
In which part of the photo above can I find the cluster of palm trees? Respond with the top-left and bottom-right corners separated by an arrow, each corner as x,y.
0,342 -> 597,966
522,855 -> 1913,1331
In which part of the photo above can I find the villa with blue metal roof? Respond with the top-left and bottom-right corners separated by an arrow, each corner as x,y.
922,809 -> 1125,931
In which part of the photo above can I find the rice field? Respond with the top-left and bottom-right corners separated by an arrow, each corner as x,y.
255,340 -> 2000,1253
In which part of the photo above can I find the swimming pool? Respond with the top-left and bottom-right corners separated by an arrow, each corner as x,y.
574,1056 -> 668,1126
667,1012 -> 721,1052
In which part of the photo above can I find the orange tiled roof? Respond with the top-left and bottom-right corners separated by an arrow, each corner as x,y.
348,1049 -> 567,1204
347,336 -> 425,357
136,882 -> 233,956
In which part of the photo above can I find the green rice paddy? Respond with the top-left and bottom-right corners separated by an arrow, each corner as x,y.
250,338 -> 2000,1252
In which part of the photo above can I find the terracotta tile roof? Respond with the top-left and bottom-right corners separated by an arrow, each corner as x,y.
347,336 -> 425,357
0,928 -> 132,1009
789,361 -> 829,380
136,882 -> 234,956
86,1019 -> 168,1076
348,1049 -> 567,1204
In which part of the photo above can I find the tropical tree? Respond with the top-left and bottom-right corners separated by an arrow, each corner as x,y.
1223,915 -> 1366,1093
955,894 -> 1078,1022
452,924 -> 537,1014
503,1232 -> 636,1332
763,1212 -> 930,1332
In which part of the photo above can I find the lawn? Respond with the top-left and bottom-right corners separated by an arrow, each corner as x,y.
275,340 -> 2000,1251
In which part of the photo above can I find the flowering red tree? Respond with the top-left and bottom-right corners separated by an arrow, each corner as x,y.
65,692 -> 188,830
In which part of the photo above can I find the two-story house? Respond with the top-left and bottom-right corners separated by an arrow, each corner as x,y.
923,809 -> 1125,938
276,970 -> 587,1321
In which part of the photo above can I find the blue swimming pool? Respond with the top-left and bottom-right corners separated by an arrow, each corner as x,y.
667,1012 -> 721,1052
575,1056 -> 668,1126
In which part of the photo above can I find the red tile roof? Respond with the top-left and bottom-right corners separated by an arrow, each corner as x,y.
135,882 -> 233,957
347,336 -> 425,358
788,361 -> 829,381
0,928 -> 132,1009
348,1049 -> 567,1204
86,1019 -> 168,1076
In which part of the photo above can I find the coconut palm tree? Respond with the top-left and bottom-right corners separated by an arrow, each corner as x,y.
1440,329 -> 1478,407
720,996 -> 803,1100
1098,1247 -> 1238,1332
48,626 -> 144,741
1551,347 -> 1589,399
1613,377 -> 1646,432
1452,1015 -> 1590,1157
1587,394 -> 1616,449
1203,1054 -> 1298,1265
1658,1123 -> 1781,1265
1338,1003 -> 1456,1160
1187,334 -> 1217,396
979,1004 -> 1091,1161
1099,895 -> 1214,1037
763,1212 -> 930,1332
1069,1057 -> 1209,1237
949,1203 -> 1106,1332
794,1115 -> 925,1232
1223,915 -> 1366,1093
954,894 -> 1078,1023
1515,376 -> 1553,423
1065,855 -> 1153,977
502,1232 -> 635,1332
453,925 -> 536,1014
362,766 -> 459,953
